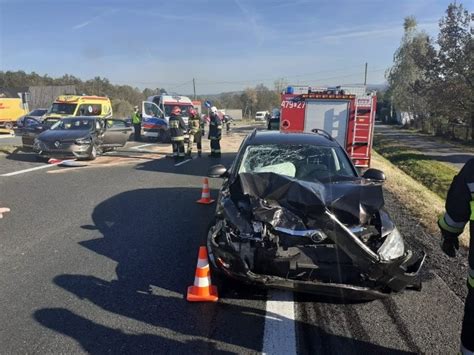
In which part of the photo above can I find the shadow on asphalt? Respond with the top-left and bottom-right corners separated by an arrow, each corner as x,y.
2,147 -> 42,163
135,153 -> 236,178
33,186 -> 419,353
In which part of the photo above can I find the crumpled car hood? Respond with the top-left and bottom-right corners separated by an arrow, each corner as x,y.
236,172 -> 384,222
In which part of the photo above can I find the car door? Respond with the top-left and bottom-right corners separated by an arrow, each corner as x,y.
142,101 -> 164,120
101,119 -> 132,147
19,117 -> 42,148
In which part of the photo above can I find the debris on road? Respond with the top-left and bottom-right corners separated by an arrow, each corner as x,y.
0,207 -> 10,218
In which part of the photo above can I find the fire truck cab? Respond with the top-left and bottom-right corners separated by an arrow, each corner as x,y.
280,85 -> 376,168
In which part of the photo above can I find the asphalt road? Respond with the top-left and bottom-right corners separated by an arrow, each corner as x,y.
375,124 -> 474,169
0,129 -> 468,354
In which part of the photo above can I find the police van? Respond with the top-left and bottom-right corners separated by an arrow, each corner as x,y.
141,94 -> 194,142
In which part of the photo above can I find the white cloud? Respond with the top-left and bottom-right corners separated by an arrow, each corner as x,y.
72,21 -> 91,30
71,8 -> 118,31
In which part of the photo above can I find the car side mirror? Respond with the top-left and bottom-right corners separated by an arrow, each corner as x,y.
362,168 -> 386,182
208,164 -> 229,178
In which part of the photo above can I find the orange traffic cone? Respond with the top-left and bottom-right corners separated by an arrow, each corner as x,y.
196,178 -> 215,204
187,246 -> 219,302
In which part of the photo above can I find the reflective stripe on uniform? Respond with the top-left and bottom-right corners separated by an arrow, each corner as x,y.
439,213 -> 466,233
445,212 -> 468,229
171,137 -> 184,141
470,200 -> 474,221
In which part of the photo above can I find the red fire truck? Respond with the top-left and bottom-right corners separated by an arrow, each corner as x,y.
279,86 -> 377,168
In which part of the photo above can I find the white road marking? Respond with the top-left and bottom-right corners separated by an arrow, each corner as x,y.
262,290 -> 296,355
131,143 -> 153,150
0,160 -> 74,177
174,158 -> 193,167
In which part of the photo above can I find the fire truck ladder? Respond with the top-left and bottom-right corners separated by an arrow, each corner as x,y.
350,100 -> 371,165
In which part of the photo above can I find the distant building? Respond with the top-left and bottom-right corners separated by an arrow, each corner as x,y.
223,109 -> 243,120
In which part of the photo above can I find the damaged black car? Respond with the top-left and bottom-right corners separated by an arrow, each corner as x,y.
207,130 -> 425,300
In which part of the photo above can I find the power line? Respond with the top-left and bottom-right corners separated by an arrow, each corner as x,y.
198,67 -> 388,86
110,63 -> 371,87
109,66 -> 387,89
197,63 -> 367,85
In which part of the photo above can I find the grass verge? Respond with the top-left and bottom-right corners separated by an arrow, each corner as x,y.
372,151 -> 469,248
373,135 -> 459,200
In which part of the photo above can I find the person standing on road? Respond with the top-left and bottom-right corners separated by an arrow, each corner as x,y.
131,106 -> 142,141
208,106 -> 222,158
169,106 -> 186,161
438,158 -> 474,355
186,108 -> 202,157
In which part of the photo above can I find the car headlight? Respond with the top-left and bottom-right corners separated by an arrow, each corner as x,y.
378,227 -> 405,261
75,137 -> 92,145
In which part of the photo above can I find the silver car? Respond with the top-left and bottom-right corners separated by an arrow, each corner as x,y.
34,116 -> 132,160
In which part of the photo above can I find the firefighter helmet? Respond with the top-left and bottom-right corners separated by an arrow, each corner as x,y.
171,106 -> 181,115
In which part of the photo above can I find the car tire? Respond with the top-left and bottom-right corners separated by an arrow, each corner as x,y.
4,122 -> 13,130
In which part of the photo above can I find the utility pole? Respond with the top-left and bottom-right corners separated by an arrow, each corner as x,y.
364,62 -> 368,86
193,78 -> 196,100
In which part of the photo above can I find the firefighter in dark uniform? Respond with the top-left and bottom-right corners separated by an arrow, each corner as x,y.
168,106 -> 186,160
208,106 -> 222,158
438,158 -> 474,355
187,108 -> 203,157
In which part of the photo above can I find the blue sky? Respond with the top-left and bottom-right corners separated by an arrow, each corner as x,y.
0,0 -> 467,94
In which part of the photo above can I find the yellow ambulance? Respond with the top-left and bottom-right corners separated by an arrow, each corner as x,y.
43,95 -> 113,119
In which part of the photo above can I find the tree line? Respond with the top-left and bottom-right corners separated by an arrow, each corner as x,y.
385,2 -> 473,140
0,71 -> 165,117
0,70 -> 283,119
199,83 -> 282,118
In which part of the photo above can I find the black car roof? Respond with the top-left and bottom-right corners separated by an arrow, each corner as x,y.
246,130 -> 339,147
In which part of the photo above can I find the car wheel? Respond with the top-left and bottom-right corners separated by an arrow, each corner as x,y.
4,122 -> 13,130
87,145 -> 97,160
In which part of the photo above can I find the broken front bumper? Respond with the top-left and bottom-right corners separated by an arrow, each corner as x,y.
207,224 -> 426,300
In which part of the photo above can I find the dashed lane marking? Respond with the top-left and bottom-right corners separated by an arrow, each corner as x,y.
174,158 -> 193,167
262,290 -> 296,355
0,160 -> 74,177
131,143 -> 154,150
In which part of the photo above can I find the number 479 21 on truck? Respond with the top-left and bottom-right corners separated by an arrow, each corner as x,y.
280,86 -> 377,169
